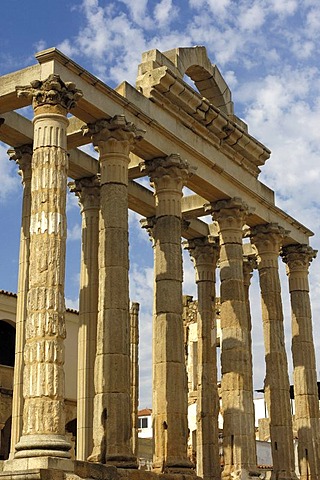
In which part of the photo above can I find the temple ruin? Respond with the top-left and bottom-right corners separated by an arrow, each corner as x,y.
0,46 -> 319,480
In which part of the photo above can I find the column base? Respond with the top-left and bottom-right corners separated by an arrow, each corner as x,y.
87,453 -> 138,469
153,459 -> 195,475
14,434 -> 71,459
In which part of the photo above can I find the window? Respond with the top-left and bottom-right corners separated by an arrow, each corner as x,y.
138,417 -> 148,429
0,320 -> 15,367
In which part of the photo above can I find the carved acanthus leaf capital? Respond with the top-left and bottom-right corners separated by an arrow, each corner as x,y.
184,235 -> 219,263
68,175 -> 100,211
250,223 -> 288,254
83,115 -> 145,154
184,236 -> 219,282
141,154 -> 195,191
8,144 -> 33,183
281,244 -> 317,273
209,197 -> 249,232
16,74 -> 83,111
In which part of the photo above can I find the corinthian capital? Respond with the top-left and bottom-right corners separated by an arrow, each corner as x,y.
250,223 -> 288,254
83,115 -> 145,154
68,175 -> 100,212
184,236 -> 219,264
8,144 -> 33,183
16,74 -> 83,112
208,197 -> 249,231
281,244 -> 317,273
141,154 -> 194,189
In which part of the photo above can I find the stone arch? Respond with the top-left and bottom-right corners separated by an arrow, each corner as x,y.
162,46 -> 234,116
0,320 -> 15,367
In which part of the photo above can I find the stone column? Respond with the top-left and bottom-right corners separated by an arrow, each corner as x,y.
209,198 -> 257,479
281,244 -> 320,480
242,254 -> 257,406
85,116 -> 144,467
69,176 -> 100,461
130,302 -> 139,459
141,154 -> 193,473
184,236 -> 221,480
12,75 -> 82,461
250,224 -> 298,480
7,145 -> 32,458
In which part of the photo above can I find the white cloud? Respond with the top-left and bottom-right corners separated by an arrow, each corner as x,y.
66,296 -> 79,310
33,39 -> 47,53
67,223 -> 82,242
154,0 -> 179,26
238,3 -> 266,32
0,143 -> 20,202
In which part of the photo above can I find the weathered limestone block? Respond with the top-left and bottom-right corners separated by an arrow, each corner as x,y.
185,236 -> 220,480
85,116 -> 144,467
281,244 -> 320,480
142,155 -> 194,474
69,176 -> 100,461
250,224 -> 298,480
7,145 -> 32,457
9,75 -> 82,463
209,198 -> 257,479
130,303 -> 139,458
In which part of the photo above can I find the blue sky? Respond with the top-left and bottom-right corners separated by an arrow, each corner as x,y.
1,0 -> 320,408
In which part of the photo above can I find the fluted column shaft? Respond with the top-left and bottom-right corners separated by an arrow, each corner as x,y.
86,116 -> 143,466
130,302 -> 139,458
185,236 -> 220,480
281,244 -> 320,480
142,154 -> 193,473
8,145 -> 32,458
14,75 -> 82,459
242,254 -> 257,405
70,176 -> 100,461
250,224 -> 298,480
210,198 -> 256,479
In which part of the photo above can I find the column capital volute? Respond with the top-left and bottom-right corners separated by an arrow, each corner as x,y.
206,197 -> 249,230
140,154 -> 194,189
82,115 -> 145,155
184,236 -> 219,282
249,223 -> 288,251
249,223 -> 289,268
184,235 -> 219,259
16,74 -> 83,115
8,144 -> 33,183
68,175 -> 100,212
280,244 -> 317,274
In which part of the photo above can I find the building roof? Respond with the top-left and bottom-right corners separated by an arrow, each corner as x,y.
138,408 -> 152,417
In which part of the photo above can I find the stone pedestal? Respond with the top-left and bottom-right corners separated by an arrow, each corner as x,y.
185,236 -> 220,480
69,176 -> 100,461
85,116 -> 143,467
250,224 -> 298,480
281,244 -> 320,480
209,198 -> 256,479
142,154 -> 194,474
7,145 -> 32,458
